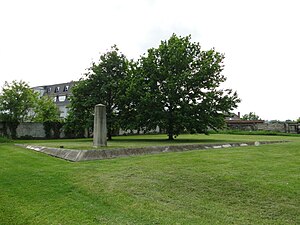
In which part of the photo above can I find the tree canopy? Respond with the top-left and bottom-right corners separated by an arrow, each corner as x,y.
66,34 -> 240,140
131,34 -> 240,139
0,80 -> 38,123
33,96 -> 61,123
65,46 -> 130,139
0,80 -> 62,138
0,80 -> 38,138
1,35 -> 240,140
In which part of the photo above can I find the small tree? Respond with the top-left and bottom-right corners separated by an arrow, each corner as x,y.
0,80 -> 63,139
242,112 -> 261,121
0,80 -> 38,138
33,96 -> 61,123
33,96 -> 63,139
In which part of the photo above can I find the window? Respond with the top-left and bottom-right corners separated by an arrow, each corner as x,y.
47,87 -> 52,93
58,95 -> 66,102
53,96 -> 57,102
54,86 -> 60,93
63,85 -> 69,92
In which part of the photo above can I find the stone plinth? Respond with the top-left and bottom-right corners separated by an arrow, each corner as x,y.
93,104 -> 107,147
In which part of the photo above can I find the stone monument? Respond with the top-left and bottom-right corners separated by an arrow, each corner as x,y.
93,104 -> 107,147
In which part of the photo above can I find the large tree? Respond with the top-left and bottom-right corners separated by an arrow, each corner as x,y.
134,34 -> 240,140
0,80 -> 38,138
65,46 -> 129,140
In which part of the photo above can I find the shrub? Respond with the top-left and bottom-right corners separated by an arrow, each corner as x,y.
0,135 -> 12,143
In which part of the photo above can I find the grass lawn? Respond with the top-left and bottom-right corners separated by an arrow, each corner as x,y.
0,134 -> 299,224
16,133 -> 299,150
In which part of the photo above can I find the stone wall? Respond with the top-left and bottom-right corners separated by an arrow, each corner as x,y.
257,123 -> 286,133
227,122 -> 299,133
0,122 -> 63,139
16,123 -> 46,138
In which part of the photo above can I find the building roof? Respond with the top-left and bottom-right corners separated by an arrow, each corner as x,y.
225,119 -> 265,124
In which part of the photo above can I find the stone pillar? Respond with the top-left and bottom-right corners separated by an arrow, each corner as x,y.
93,104 -> 107,147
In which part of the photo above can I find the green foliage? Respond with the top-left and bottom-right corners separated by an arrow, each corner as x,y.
0,80 -> 38,123
0,80 -> 39,138
33,96 -> 61,123
63,105 -> 88,138
132,34 -> 240,140
65,46 -> 129,139
43,121 -> 64,139
0,135 -> 11,143
241,112 -> 261,120
34,97 -> 63,139
66,34 -> 240,140
0,80 -> 63,139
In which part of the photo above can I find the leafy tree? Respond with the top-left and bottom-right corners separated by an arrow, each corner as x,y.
117,61 -> 144,132
0,80 -> 39,138
64,79 -> 94,138
241,112 -> 261,121
65,46 -> 129,140
0,80 -> 63,139
33,96 -> 63,139
133,34 -> 240,140
33,96 -> 61,122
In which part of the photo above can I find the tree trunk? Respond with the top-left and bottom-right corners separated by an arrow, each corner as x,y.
8,121 -> 19,139
168,133 -> 174,140
167,107 -> 174,140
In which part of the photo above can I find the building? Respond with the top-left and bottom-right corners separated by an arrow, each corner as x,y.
225,112 -> 265,130
32,81 -> 75,118
225,112 -> 241,121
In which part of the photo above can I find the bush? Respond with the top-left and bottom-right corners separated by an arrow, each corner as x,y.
19,135 -> 35,140
0,135 -> 12,143
43,121 -> 64,139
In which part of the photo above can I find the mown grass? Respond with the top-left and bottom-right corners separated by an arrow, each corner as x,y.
17,133 -> 298,150
1,134 -> 299,224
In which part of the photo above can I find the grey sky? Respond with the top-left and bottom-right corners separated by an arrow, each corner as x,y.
1,0 -> 299,120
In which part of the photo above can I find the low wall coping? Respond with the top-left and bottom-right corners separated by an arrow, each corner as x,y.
16,140 -> 289,162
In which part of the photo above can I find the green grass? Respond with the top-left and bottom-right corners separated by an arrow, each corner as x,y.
17,133 -> 297,150
1,134 -> 299,224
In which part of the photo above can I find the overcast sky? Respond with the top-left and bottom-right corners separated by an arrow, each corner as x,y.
1,0 -> 299,121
